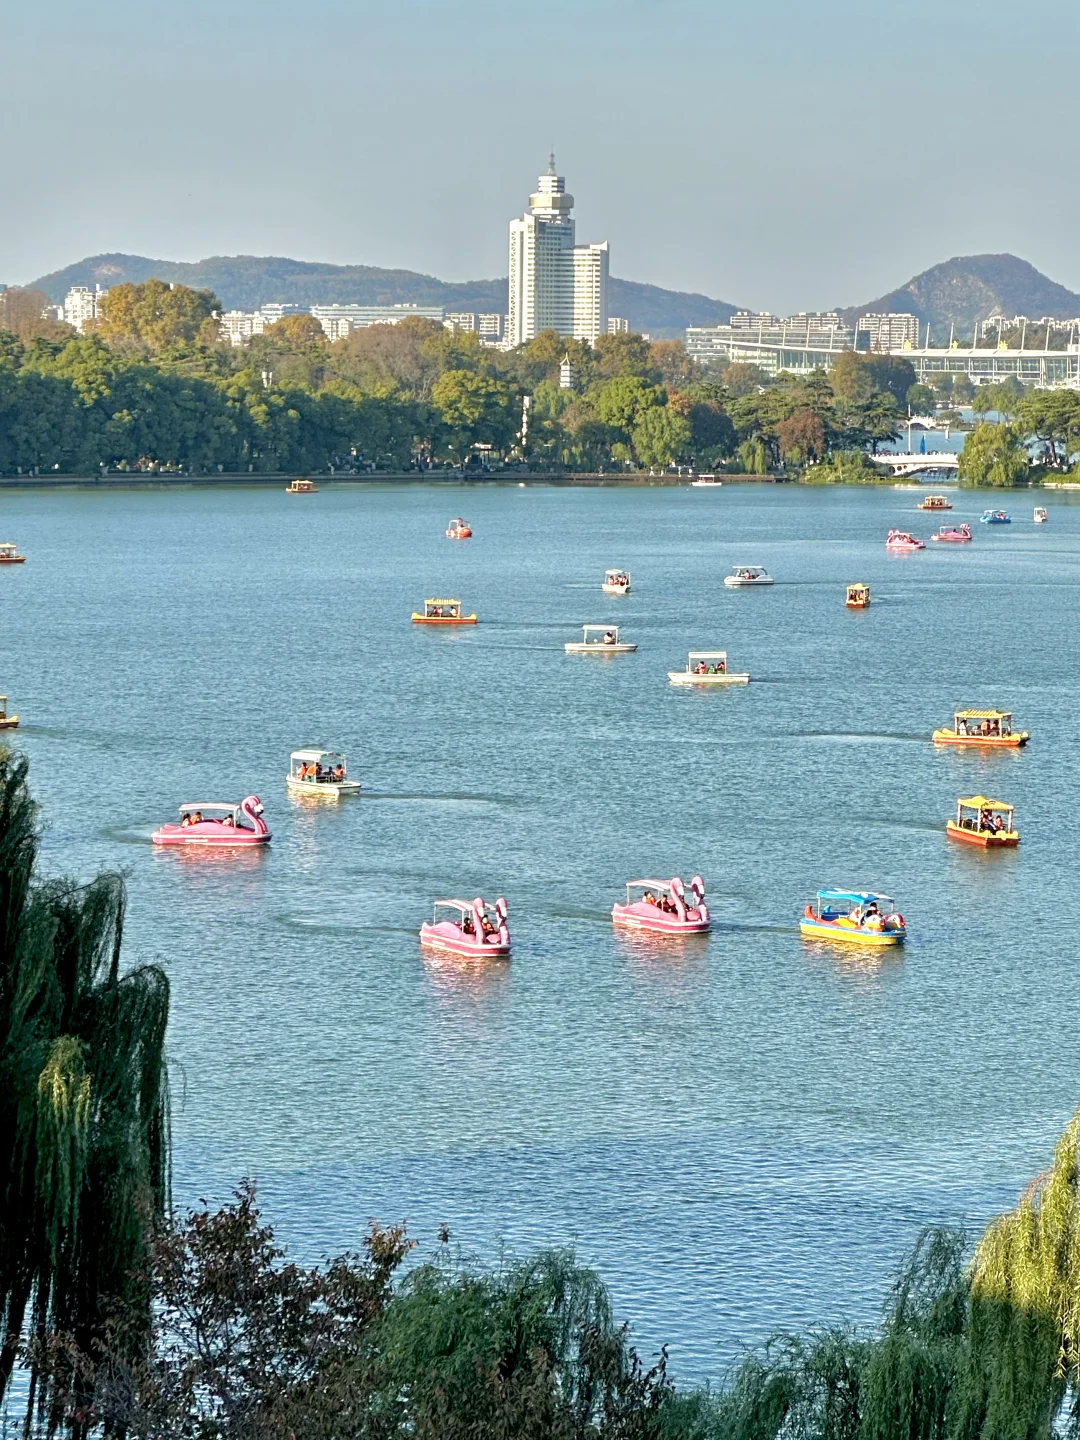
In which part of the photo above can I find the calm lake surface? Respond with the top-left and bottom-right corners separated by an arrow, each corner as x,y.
4,479 -> 1079,1383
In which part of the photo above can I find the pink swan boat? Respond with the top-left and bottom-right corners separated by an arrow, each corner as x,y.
611,876 -> 710,935
151,796 -> 271,847
930,522 -> 972,543
886,530 -> 925,551
420,897 -> 510,957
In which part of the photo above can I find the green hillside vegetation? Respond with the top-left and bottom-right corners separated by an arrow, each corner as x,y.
841,253 -> 1080,340
27,253 -> 737,337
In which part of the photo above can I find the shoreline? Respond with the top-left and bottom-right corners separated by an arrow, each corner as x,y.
0,471 -> 786,490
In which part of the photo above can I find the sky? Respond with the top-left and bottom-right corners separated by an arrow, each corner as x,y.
3,0 -> 1079,311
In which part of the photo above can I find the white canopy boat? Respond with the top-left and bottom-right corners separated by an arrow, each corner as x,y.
668,650 -> 749,686
723,565 -> 773,587
565,624 -> 637,654
286,749 -> 361,796
601,568 -> 631,595
690,475 -> 723,487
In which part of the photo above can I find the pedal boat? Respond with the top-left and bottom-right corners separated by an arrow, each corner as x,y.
886,529 -> 925,551
980,509 -> 1011,524
930,522 -> 972,543
1034,506 -> 1048,523
412,598 -> 477,625
565,624 -> 636,654
286,478 -> 317,494
668,650 -> 748,685
420,897 -> 510,957
612,877 -> 709,935
724,565 -> 773,587
602,568 -> 631,595
932,709 -> 1028,747
917,494 -> 953,511
0,543 -> 26,564
446,517 -> 472,539
0,695 -> 18,729
287,749 -> 361,797
947,796 -> 1019,848
690,474 -> 723,487
151,797 -> 270,847
846,583 -> 871,608
800,890 -> 906,947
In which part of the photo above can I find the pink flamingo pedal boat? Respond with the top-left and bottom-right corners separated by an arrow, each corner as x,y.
611,877 -> 709,935
420,897 -> 510,957
930,522 -> 972,543
151,796 -> 271,847
886,529 -> 925,551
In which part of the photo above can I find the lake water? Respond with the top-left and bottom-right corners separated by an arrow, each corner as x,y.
4,479 -> 1079,1384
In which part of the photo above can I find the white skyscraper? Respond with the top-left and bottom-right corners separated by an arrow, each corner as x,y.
507,156 -> 608,347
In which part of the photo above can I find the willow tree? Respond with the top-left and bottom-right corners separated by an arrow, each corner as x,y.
0,751 -> 170,1429
958,1106 -> 1080,1439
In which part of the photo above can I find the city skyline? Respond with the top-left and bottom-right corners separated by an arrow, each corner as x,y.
3,0 -> 1080,312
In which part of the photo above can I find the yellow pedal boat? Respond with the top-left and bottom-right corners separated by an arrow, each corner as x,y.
800,890 -> 906,946
932,709 -> 1028,747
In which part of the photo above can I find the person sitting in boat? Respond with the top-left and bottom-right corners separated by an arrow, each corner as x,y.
191,811 -> 203,826
461,912 -> 475,935
695,660 -> 708,674
333,763 -> 345,782
979,808 -> 993,831
221,813 -> 234,826
480,911 -> 495,936
712,660 -> 726,674
180,813 -> 192,827
603,630 -> 616,645
992,813 -> 1005,833
643,890 -> 658,907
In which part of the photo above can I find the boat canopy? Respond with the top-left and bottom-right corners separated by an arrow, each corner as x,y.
816,889 -> 893,906
425,597 -> 461,606
626,879 -> 675,897
687,651 -> 728,662
957,795 -> 1012,811
0,543 -> 18,551
291,749 -> 344,764
179,802 -> 240,815
433,898 -> 472,912
955,709 -> 1010,721
581,624 -> 620,638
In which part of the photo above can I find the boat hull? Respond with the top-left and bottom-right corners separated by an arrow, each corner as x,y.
668,671 -> 748,685
932,730 -> 1028,747
601,584 -> 630,595
286,777 -> 361,796
612,904 -> 709,935
846,600 -> 870,608
152,826 -> 270,847
946,822 -> 1019,847
723,577 -> 773,587
799,918 -> 905,946
930,533 -> 971,543
419,923 -> 509,957
0,716 -> 19,728
412,614 -> 477,625
565,642 -> 636,653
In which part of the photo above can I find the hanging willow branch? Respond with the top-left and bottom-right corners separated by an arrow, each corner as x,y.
0,751 -> 170,1431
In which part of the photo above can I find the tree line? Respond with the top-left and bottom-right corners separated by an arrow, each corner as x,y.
5,748 -> 1080,1438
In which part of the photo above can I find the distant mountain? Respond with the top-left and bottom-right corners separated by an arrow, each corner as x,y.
28,253 -> 737,338
840,253 -> 1080,340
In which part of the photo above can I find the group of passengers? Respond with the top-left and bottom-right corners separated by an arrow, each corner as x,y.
960,717 -> 1005,737
461,908 -> 497,938
180,810 -> 234,828
429,605 -> 460,618
296,760 -> 346,783
966,808 -> 1008,833
693,659 -> 727,675
642,889 -> 679,914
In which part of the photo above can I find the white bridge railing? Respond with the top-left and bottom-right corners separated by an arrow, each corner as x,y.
871,451 -> 961,476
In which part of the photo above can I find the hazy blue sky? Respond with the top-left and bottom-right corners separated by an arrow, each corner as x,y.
4,0 -> 1078,310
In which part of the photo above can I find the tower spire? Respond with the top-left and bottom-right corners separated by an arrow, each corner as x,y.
548,148 -> 556,175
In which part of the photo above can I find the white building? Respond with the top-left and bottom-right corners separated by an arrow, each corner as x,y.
507,156 -> 608,346
856,312 -> 920,350
309,303 -> 444,340
63,285 -> 105,332
607,317 -> 629,334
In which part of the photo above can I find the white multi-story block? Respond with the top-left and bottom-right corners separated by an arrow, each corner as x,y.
507,156 -> 609,346
856,312 -> 920,350
607,317 -> 630,334
309,303 -> 444,340
63,285 -> 105,332
445,313 -> 478,332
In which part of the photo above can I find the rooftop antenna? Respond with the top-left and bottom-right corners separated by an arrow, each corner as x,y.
548,148 -> 556,175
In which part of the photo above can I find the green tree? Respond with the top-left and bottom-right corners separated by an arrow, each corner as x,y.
0,753 -> 170,1418
631,404 -> 691,468
591,374 -> 665,434
973,377 -> 1025,421
863,353 -> 917,406
776,407 -> 826,466
952,375 -> 975,404
431,369 -> 518,461
958,421 -> 1030,487
720,362 -> 769,396
1016,388 -> 1080,469
591,331 -> 657,381
906,383 -> 937,414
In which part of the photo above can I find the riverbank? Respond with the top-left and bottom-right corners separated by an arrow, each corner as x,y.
0,470 -> 783,490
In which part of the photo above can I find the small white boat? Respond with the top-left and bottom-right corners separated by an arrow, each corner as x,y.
565,624 -> 637,654
668,650 -> 749,686
1034,506 -> 1048,523
691,475 -> 723,487
286,749 -> 361,797
723,566 -> 773,587
601,568 -> 631,595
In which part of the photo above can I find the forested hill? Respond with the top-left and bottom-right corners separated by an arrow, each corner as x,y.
839,253 -> 1080,338
28,254 -> 738,337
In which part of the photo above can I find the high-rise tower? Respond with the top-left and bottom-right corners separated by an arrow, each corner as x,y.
507,156 -> 608,347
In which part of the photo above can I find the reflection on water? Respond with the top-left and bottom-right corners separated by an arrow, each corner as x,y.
3,481 -> 1077,1384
